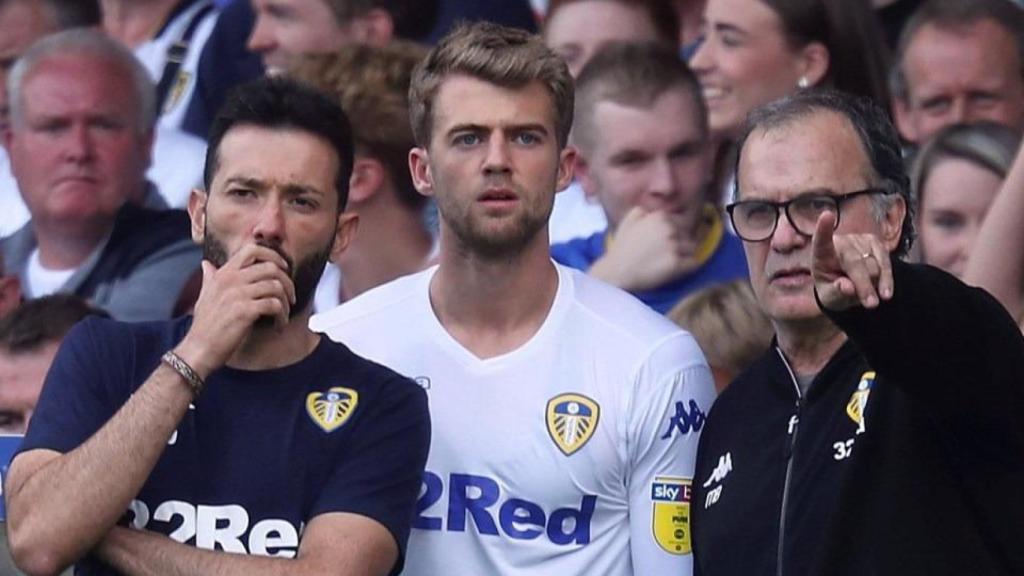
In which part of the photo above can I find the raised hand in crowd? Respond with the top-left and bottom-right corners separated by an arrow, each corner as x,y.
964,135 -> 1024,327
589,206 -> 704,292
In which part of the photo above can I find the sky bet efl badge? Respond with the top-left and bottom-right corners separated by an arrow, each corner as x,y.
546,393 -> 599,456
846,371 -> 875,435
652,477 -> 692,554
306,387 -> 359,433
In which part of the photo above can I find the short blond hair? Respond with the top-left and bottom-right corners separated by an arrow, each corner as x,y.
409,21 -> 574,149
668,280 -> 773,381
287,41 -> 428,209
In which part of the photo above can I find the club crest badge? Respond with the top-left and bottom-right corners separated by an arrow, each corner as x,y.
846,371 -> 875,435
651,476 -> 693,555
164,71 -> 192,114
546,393 -> 599,456
306,387 -> 359,433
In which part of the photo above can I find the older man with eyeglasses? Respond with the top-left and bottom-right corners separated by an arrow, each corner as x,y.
690,89 -> 1024,576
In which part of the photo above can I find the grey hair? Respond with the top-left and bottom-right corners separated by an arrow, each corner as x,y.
8,28 -> 156,133
735,88 -> 916,257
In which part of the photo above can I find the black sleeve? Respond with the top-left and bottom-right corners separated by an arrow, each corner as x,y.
821,258 -> 1024,457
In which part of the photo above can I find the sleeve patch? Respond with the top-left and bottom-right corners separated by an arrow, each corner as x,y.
651,476 -> 692,555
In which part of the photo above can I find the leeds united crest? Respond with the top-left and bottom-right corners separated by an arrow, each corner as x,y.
546,393 -> 600,456
306,387 -> 359,433
846,371 -> 875,435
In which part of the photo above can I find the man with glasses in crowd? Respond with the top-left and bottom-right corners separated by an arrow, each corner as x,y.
690,89 -> 1024,575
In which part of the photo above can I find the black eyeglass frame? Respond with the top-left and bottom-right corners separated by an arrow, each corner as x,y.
725,188 -> 892,242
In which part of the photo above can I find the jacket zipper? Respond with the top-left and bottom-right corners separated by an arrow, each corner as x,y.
775,348 -> 804,576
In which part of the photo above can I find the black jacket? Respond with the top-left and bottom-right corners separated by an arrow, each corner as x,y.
692,259 -> 1024,576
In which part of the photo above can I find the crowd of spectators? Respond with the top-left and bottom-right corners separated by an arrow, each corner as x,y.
2,0 -> 1024,574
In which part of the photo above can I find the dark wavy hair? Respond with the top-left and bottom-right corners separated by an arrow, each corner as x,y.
204,76 -> 355,211
762,0 -> 891,106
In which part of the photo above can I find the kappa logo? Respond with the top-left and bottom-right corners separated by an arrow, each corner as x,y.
306,387 -> 358,433
546,393 -> 600,456
846,371 -> 875,435
702,452 -> 732,487
660,399 -> 706,440
702,452 -> 732,509
651,477 -> 693,555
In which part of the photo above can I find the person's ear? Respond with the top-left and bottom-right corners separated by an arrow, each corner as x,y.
575,155 -> 598,200
187,188 -> 208,243
349,157 -> 386,205
556,147 -> 577,193
881,194 -> 907,252
796,41 -> 829,88
330,212 -> 360,261
409,147 -> 435,198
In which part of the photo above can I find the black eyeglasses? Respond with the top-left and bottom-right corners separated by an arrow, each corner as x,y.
725,188 -> 891,242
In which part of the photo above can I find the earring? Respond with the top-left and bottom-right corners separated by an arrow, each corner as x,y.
797,76 -> 810,89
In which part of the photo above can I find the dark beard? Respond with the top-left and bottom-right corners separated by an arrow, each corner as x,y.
203,229 -> 332,326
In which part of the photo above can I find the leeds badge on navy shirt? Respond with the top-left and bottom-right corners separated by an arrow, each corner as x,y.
307,387 -> 359,433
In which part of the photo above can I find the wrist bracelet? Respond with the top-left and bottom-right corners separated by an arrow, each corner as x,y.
161,350 -> 205,397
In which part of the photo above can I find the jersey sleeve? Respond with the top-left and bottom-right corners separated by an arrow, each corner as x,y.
17,318 -> 132,457
625,332 -> 717,575
308,376 -> 430,575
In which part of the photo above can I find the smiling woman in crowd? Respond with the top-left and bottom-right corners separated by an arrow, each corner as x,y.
690,0 -> 891,203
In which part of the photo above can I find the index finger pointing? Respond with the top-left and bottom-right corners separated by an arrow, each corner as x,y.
811,211 -> 838,271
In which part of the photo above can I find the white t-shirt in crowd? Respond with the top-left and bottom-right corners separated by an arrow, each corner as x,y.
0,150 -> 29,238
311,263 -> 716,576
133,0 -> 218,132
24,248 -> 77,298
548,180 -> 607,245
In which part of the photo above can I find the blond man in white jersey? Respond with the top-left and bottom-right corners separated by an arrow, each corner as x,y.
312,22 -> 716,575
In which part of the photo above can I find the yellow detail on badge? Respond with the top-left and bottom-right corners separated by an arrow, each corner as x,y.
164,71 -> 193,113
846,371 -> 875,434
546,393 -> 599,456
306,387 -> 359,433
652,476 -> 692,555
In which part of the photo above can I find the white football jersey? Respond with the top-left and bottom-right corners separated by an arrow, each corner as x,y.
311,264 -> 716,575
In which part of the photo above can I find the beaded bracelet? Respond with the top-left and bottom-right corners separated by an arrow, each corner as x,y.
161,350 -> 205,397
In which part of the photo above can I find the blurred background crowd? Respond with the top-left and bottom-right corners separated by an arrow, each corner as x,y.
2,0 -> 1024,568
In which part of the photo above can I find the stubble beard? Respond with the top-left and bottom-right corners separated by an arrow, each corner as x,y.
435,184 -> 552,262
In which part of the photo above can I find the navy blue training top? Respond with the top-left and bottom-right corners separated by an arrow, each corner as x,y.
20,316 -> 430,575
